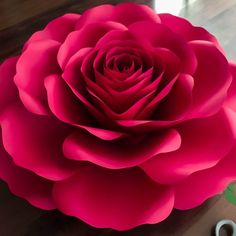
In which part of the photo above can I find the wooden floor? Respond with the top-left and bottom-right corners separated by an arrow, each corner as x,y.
0,0 -> 236,235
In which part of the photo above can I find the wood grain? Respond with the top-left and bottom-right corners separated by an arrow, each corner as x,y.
0,0 -> 70,30
1,0 -> 236,235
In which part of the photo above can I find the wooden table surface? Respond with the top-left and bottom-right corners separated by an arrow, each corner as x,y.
1,0 -> 236,235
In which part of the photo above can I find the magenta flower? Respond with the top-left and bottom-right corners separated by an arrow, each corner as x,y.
0,3 -> 236,230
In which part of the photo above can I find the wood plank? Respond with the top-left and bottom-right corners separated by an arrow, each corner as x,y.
0,0 -> 71,30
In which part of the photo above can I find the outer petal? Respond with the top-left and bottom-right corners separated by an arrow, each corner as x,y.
225,62 -> 236,112
75,3 -> 160,29
24,13 -> 80,49
174,144 -> 236,209
15,40 -> 61,115
141,108 -> 236,184
0,132 -> 55,210
63,129 -> 181,169
53,165 -> 174,230
159,14 -> 220,46
0,57 -> 19,115
0,102 -> 80,181
188,41 -> 231,118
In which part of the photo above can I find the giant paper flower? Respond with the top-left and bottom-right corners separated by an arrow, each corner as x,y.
1,3 -> 236,230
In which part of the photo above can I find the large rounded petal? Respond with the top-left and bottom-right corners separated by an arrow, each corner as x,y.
0,57 -> 19,115
174,144 -> 236,209
24,13 -> 80,49
0,131 -> 55,210
159,14 -> 220,47
75,3 -> 160,30
63,129 -> 181,169
15,40 -> 61,115
141,108 -> 236,184
0,102 -> 80,181
188,41 -> 231,118
53,165 -> 174,230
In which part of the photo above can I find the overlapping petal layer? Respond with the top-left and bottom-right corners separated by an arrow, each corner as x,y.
53,165 -> 174,230
0,3 -> 236,231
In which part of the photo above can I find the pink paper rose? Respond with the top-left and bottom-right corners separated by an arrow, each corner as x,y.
1,3 -> 236,230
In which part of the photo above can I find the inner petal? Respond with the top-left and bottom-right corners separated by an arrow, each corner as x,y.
115,54 -> 133,72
